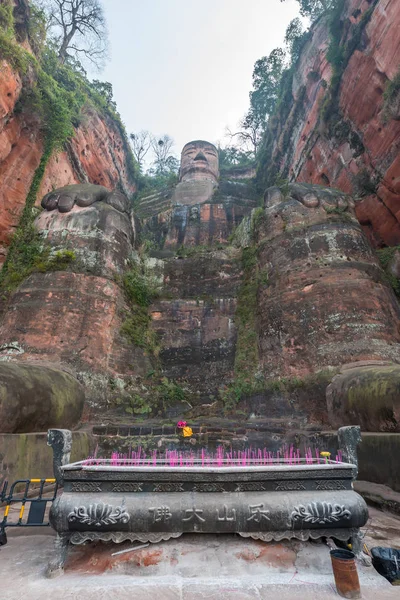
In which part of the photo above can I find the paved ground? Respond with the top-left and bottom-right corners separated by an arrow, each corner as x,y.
1,507 -> 399,599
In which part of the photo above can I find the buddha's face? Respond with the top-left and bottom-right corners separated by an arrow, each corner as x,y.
180,141 -> 219,182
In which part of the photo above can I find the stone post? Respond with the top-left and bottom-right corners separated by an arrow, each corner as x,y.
338,426 -> 362,478
47,429 -> 72,486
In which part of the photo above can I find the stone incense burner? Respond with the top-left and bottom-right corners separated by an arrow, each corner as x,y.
46,427 -> 368,577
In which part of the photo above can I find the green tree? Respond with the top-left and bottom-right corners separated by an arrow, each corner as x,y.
284,17 -> 307,64
280,0 -> 338,21
218,146 -> 254,169
225,48 -> 286,158
90,80 -> 116,110
250,47 -> 287,125
226,109 -> 263,155
133,133 -> 180,194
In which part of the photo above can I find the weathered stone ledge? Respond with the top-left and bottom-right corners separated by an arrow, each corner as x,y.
354,480 -> 400,516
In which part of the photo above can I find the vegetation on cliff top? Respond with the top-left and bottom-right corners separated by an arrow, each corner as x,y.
251,0 -> 379,191
0,0 -> 138,297
131,132 -> 181,204
219,0 -> 380,193
0,1 -> 33,71
382,68 -> 400,123
281,0 -> 340,20
377,246 -> 400,297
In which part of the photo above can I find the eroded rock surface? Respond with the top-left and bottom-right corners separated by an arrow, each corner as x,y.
37,184 -> 134,276
0,362 -> 84,433
259,0 -> 400,247
0,64 -> 136,265
256,183 -> 400,377
3,168 -> 400,440
327,363 -> 400,431
0,272 -> 147,375
0,184 -> 151,414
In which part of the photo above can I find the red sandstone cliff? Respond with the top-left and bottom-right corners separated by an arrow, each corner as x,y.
259,0 -> 400,248
0,52 -> 136,265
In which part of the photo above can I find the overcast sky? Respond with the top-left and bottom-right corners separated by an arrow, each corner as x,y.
101,0 -> 301,161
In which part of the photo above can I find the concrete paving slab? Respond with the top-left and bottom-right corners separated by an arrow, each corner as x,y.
1,510 -> 399,600
257,583 -> 400,599
182,583 -> 260,599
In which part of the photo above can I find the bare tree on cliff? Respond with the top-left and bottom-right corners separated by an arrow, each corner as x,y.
150,135 -> 179,177
130,131 -> 152,171
225,111 -> 262,156
39,0 -> 108,68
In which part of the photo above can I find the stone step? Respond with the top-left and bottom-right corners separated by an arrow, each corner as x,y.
135,192 -> 173,218
91,420 -> 325,439
136,203 -> 172,220
137,196 -> 171,211
90,424 -> 336,456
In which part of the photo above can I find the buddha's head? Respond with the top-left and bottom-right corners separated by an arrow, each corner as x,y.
179,140 -> 219,183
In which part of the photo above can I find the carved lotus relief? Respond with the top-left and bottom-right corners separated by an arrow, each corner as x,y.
291,502 -> 351,525
68,502 -> 130,527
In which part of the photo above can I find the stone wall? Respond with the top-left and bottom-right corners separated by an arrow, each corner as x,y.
0,431 -> 92,487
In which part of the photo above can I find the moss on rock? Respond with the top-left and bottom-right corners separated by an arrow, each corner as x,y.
0,363 -> 84,433
327,364 -> 400,432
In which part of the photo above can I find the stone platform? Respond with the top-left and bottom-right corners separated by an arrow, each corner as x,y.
1,508 -> 399,600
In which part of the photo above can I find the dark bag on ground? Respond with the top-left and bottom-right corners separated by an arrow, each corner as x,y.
371,547 -> 400,585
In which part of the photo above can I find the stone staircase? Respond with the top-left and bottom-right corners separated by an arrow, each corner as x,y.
134,189 -> 173,220
91,418 -> 335,455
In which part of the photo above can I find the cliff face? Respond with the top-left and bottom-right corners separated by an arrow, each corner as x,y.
0,184 -> 150,422
135,175 -> 257,405
259,0 -> 400,248
1,3 -> 400,490
0,53 -> 136,265
257,183 -> 400,375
